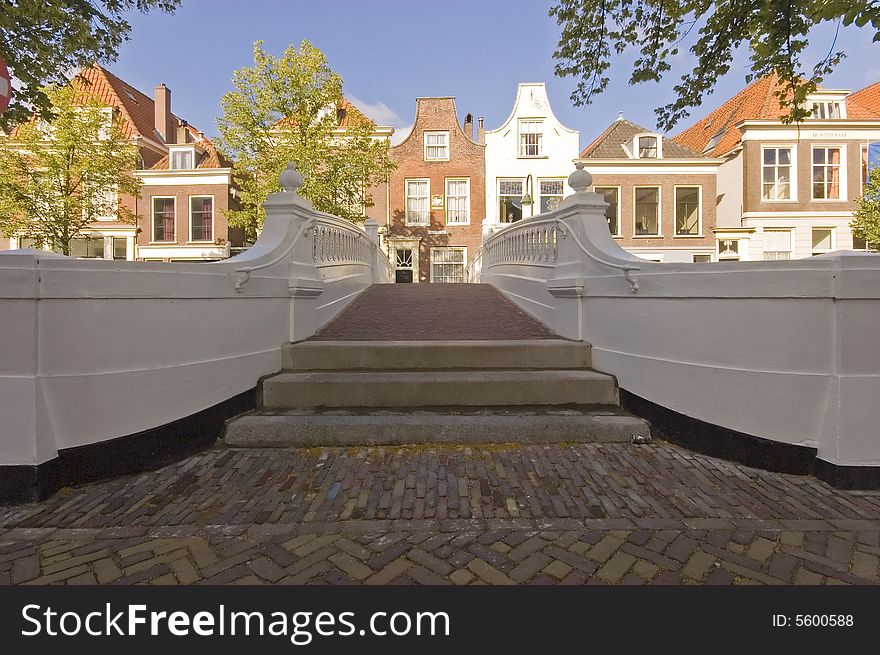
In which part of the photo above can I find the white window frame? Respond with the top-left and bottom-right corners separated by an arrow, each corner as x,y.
763,228 -> 794,260
518,119 -> 544,158
424,132 -> 449,161
761,145 -> 797,201
188,195 -> 215,243
445,178 -> 470,225
811,227 -> 835,256
633,133 -> 662,159
405,178 -> 430,226
429,247 -> 467,283
810,100 -> 845,120
169,146 -> 196,170
673,185 -> 702,237
862,144 -> 869,191
811,145 -> 846,201
593,186 -> 621,236
633,186 -> 662,237
151,195 -> 176,243
537,178 -> 565,214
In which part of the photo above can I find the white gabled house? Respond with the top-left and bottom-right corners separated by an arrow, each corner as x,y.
484,83 -> 580,229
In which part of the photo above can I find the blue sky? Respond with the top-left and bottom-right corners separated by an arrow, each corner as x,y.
110,0 -> 880,148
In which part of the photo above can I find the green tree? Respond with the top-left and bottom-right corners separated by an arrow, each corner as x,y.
0,84 -> 142,255
0,0 -> 180,130
217,40 -> 396,240
550,1 -> 880,131
851,167 -> 880,250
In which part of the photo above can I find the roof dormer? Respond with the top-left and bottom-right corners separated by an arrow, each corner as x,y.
806,90 -> 849,120
633,133 -> 662,159
168,144 -> 203,170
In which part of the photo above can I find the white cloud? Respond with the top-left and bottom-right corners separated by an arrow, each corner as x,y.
390,123 -> 413,145
347,95 -> 401,127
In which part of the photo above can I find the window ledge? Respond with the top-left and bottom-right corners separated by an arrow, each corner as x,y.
673,234 -> 705,239
633,234 -> 663,239
148,241 -> 177,245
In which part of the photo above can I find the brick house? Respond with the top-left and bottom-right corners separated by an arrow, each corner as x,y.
1,65 -> 243,261
578,115 -> 720,262
673,75 -> 880,260
386,97 -> 485,283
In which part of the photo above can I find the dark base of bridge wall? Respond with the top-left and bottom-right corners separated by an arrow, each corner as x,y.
0,388 -> 256,505
620,389 -> 880,489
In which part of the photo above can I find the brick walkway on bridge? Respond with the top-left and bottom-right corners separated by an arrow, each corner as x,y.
1,441 -> 878,585
310,284 -> 556,340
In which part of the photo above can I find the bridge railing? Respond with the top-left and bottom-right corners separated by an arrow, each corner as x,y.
475,164 -> 880,483
0,163 -> 388,499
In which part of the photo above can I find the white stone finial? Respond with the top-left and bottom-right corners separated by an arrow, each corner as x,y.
568,162 -> 592,193
279,162 -> 303,193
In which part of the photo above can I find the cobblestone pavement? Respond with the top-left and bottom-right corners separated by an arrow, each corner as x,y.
1,442 -> 879,585
310,284 -> 556,340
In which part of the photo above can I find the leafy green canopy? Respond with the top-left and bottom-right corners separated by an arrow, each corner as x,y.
0,84 -> 142,255
550,0 -> 880,130
852,167 -> 880,250
217,40 -> 396,241
0,0 -> 181,130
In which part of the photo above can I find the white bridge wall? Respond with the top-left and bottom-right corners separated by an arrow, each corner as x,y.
0,169 -> 390,466
475,172 -> 880,468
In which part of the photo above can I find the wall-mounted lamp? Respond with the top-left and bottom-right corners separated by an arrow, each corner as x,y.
521,174 -> 534,218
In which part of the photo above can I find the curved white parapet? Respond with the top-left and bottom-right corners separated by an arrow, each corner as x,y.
478,166 -> 880,473
0,164 -> 390,473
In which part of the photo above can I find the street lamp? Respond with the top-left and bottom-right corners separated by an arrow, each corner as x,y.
520,174 -> 533,220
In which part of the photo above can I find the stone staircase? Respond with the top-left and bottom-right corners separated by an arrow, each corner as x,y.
222,339 -> 650,447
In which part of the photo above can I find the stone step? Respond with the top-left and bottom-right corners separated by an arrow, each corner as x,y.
261,369 -> 618,409
223,407 -> 650,447
283,339 -> 591,371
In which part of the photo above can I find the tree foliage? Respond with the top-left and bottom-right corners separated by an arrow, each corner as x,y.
851,166 -> 880,250
0,0 -> 181,130
217,40 -> 396,240
0,84 -> 142,255
550,0 -> 880,131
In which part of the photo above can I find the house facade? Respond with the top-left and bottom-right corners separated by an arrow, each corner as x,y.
577,116 -> 720,262
386,97 -> 485,283
1,66 -> 243,261
673,75 -> 880,261
484,83 -> 580,227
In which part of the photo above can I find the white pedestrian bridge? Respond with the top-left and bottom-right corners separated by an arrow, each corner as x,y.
1,163 -> 878,502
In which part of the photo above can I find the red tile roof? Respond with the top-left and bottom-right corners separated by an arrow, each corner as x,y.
274,98 -> 376,130
672,75 -> 794,157
6,65 -> 227,169
847,81 -> 880,118
674,74 -> 880,157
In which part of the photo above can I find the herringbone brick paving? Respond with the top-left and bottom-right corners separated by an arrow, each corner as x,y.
1,442 -> 878,585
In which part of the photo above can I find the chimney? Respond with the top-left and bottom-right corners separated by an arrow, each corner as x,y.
176,119 -> 189,144
154,84 -> 173,143
477,116 -> 485,145
464,113 -> 474,140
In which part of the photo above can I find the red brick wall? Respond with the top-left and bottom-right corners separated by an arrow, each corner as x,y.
135,184 -> 237,249
388,98 -> 486,282
589,173 -> 717,249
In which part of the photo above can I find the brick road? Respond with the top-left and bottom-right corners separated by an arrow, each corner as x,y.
1,442 -> 879,585
310,284 -> 556,340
